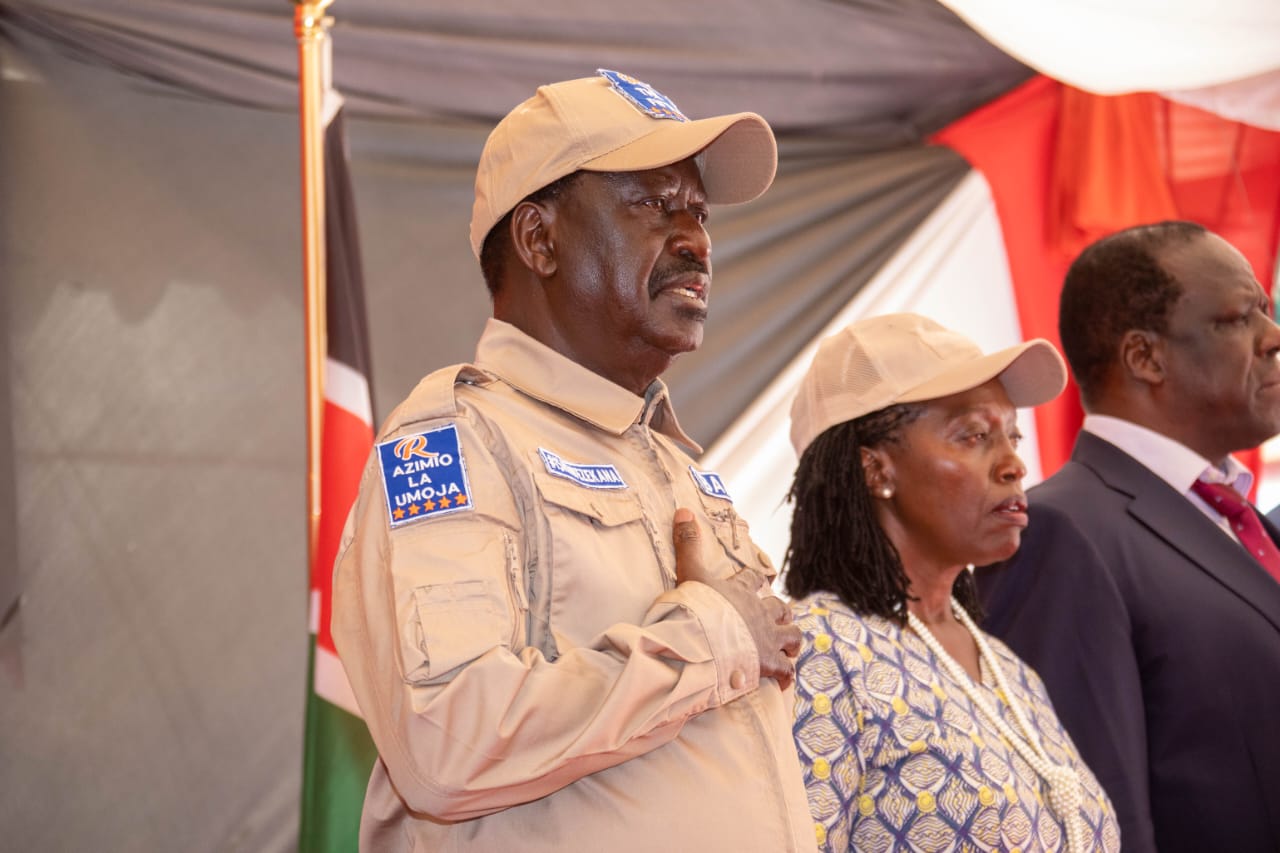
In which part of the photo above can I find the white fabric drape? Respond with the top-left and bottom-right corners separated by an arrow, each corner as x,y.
939,0 -> 1280,129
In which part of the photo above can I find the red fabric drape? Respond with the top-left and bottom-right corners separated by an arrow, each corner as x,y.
934,77 -> 1280,489
932,77 -> 1080,475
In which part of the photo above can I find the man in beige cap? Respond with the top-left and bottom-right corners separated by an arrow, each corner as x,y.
332,70 -> 815,851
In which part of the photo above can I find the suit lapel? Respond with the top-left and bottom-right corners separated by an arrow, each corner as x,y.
1074,431 -> 1280,634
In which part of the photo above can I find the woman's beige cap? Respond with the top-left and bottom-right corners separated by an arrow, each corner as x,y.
789,313 -> 1068,458
469,69 -> 777,258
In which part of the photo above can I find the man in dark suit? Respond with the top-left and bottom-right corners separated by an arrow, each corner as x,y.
977,220 -> 1280,853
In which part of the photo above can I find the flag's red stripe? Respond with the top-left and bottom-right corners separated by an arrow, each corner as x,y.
312,398 -> 374,655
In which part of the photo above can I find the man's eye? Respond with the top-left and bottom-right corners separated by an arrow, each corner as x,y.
643,198 -> 668,211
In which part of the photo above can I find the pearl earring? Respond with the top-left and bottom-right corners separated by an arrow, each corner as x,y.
880,487 -> 893,499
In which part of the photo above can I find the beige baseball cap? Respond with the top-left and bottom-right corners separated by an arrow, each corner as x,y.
469,69 -> 778,258
789,313 -> 1067,458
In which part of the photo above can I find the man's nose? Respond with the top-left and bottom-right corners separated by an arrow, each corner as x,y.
1258,312 -> 1280,358
670,210 -> 711,265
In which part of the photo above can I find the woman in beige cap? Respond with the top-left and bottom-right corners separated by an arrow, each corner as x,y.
784,313 -> 1120,853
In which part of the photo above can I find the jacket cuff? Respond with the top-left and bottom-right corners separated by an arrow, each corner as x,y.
663,580 -> 760,706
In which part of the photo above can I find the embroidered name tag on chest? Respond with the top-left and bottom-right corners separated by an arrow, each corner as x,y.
538,448 -> 627,490
378,423 -> 474,527
689,466 -> 732,501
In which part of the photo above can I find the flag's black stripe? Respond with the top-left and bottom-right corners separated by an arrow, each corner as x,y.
324,107 -> 375,416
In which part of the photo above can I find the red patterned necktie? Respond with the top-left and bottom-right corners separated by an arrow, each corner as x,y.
1190,479 -> 1280,583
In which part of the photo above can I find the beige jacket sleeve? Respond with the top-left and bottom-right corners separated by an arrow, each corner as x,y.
331,419 -> 762,822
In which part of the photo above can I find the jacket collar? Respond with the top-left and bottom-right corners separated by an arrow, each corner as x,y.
1072,431 -> 1280,634
475,318 -> 701,453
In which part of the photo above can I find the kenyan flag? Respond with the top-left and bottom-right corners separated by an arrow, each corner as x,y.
299,103 -> 379,853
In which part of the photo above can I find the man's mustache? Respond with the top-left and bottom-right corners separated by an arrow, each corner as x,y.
649,260 -> 709,295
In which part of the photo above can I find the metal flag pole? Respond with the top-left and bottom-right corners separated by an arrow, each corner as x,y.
294,0 -> 334,570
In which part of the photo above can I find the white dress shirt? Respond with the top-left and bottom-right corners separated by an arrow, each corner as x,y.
1083,414 -> 1253,543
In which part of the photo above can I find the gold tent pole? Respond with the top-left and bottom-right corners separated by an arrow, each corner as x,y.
295,0 -> 334,572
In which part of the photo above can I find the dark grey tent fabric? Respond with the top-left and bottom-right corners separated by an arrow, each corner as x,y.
0,36 -> 312,853
0,3 -> 1027,851
0,0 -> 1015,441
0,257 -> 17,687
0,0 -> 1028,132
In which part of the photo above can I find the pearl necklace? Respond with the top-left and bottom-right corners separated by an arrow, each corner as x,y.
906,598 -> 1087,853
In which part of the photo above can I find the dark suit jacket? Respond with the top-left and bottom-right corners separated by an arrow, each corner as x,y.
977,431 -> 1280,853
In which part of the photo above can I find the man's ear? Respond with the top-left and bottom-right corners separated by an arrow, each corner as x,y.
511,200 -> 557,278
1120,329 -> 1165,386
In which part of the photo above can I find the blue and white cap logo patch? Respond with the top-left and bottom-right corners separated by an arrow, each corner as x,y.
689,466 -> 732,502
539,447 -> 627,490
598,69 -> 688,122
378,424 -> 474,527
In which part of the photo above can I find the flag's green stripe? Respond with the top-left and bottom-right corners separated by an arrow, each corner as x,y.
299,641 -> 379,853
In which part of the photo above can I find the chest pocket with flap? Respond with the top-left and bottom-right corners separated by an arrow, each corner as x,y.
530,469 -> 664,650
693,489 -> 775,581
